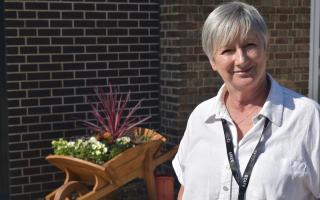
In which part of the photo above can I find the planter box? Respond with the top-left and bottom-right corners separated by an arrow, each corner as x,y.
45,128 -> 178,200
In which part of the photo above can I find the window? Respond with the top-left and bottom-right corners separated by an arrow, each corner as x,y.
309,0 -> 320,102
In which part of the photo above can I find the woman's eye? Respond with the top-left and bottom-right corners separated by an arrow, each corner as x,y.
245,43 -> 256,49
221,49 -> 233,54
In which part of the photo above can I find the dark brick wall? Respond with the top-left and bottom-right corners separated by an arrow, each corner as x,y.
249,0 -> 310,94
5,1 -> 159,199
160,0 -> 222,142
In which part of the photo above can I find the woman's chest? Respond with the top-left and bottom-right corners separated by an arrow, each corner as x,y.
182,129 -> 311,200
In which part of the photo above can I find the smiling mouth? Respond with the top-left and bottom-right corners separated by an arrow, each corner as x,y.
233,66 -> 253,74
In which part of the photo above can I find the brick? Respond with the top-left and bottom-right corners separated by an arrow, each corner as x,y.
75,37 -> 96,44
8,125 -> 28,134
10,176 -> 29,185
75,54 -> 96,61
62,29 -> 84,36
63,96 -> 84,104
10,186 -> 22,194
6,20 -> 24,27
38,46 -> 61,54
39,97 -> 62,105
27,37 -> 50,45
5,2 -> 23,10
62,12 -> 83,19
24,184 -> 41,192
38,29 -> 61,36
27,72 -> 50,80
38,11 -> 60,19
25,2 -> 48,10
74,3 -> 95,10
21,99 -> 39,107
52,72 -> 74,79
96,4 -> 117,11
6,38 -> 25,45
19,29 -> 36,36
74,20 -> 95,27
9,143 -> 28,152
85,12 -> 106,19
5,29 -> 18,36
22,116 -> 39,124
28,107 -> 50,115
23,151 -> 40,159
96,20 -> 117,27
50,20 -> 73,28
86,45 -> 107,53
49,3 -> 72,10
28,90 -> 51,98
85,28 -> 107,36
63,63 -> 85,70
10,168 -> 22,177
27,55 -> 50,63
52,88 -> 75,96
8,117 -> 21,125
29,141 -> 51,150
52,122 -> 74,130
18,11 -> 35,18
6,55 -> 25,63
25,20 -> 49,27
52,54 -> 74,62
8,108 -> 26,116
20,46 -> 37,54
52,105 -> 74,113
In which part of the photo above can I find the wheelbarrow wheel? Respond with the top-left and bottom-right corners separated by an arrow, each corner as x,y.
54,181 -> 89,200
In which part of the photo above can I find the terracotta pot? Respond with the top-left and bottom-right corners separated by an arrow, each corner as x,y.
156,176 -> 174,200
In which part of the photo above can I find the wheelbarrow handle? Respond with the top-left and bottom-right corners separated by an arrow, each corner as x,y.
153,145 -> 178,167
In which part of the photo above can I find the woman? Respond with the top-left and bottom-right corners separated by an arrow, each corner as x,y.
172,1 -> 320,200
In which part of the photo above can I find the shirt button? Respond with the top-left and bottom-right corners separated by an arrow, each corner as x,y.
223,186 -> 229,191
225,165 -> 230,170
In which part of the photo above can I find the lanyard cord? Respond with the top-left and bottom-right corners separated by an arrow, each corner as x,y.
221,118 -> 270,200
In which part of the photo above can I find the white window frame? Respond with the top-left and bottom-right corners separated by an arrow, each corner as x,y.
309,0 -> 320,101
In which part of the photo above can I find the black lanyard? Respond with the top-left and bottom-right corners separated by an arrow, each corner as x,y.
221,118 -> 270,200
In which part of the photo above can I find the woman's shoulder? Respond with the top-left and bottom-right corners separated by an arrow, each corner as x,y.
189,96 -> 220,119
281,85 -> 320,115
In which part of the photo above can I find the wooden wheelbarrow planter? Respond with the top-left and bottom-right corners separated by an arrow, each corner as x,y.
45,128 -> 178,200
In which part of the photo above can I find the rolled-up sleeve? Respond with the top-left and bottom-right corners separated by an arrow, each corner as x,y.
172,120 -> 192,186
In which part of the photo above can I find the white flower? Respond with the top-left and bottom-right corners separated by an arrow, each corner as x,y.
116,136 -> 131,144
89,137 -> 97,142
67,141 -> 75,147
95,150 -> 101,155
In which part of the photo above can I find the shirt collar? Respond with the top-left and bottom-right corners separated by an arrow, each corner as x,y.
205,84 -> 228,122
260,75 -> 284,127
205,74 -> 284,127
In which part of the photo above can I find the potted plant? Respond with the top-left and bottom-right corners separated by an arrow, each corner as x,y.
45,85 -> 178,200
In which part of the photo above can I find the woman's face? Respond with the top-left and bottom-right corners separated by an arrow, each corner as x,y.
210,31 -> 268,92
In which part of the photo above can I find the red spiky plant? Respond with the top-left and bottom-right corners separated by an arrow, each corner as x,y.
82,85 -> 151,143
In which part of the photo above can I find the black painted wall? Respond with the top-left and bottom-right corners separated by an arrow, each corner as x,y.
1,0 -> 10,199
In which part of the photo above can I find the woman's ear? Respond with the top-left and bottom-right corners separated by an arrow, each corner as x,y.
210,59 -> 217,71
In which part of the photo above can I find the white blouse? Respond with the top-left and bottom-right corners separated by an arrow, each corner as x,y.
172,76 -> 320,200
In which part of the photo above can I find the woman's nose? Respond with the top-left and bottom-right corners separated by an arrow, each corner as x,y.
234,48 -> 247,66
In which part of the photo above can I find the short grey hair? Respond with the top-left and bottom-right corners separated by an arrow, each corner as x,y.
202,1 -> 268,61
